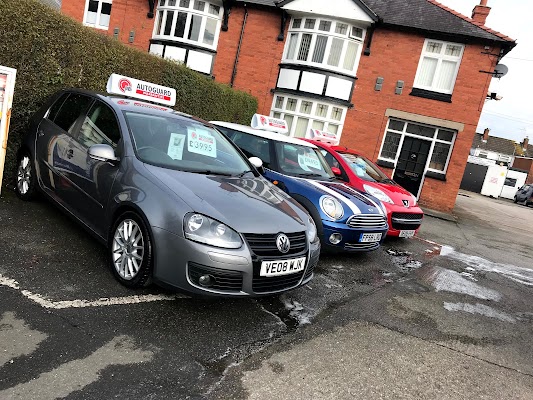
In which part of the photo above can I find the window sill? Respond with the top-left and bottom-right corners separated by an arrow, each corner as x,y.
83,23 -> 109,31
425,171 -> 446,181
410,88 -> 452,103
376,159 -> 395,169
150,37 -> 217,53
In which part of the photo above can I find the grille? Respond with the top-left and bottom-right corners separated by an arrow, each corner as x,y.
391,212 -> 423,231
243,232 -> 307,257
188,263 -> 243,292
347,214 -> 387,229
344,242 -> 381,251
252,267 -> 305,293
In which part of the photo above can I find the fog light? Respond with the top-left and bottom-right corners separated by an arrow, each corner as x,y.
199,274 -> 215,287
329,233 -> 342,245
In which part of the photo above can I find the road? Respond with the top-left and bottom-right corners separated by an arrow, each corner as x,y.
0,189 -> 532,399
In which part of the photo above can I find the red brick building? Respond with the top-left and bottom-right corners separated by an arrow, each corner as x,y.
61,0 -> 515,213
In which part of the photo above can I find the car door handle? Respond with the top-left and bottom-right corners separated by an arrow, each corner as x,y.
67,149 -> 74,159
38,130 -> 45,137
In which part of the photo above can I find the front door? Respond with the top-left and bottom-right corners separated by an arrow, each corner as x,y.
393,137 -> 431,197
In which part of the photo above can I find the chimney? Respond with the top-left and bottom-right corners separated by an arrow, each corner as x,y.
524,137 -> 530,150
483,128 -> 490,142
472,0 -> 491,25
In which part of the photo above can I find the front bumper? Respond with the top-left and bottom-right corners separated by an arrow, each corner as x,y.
384,204 -> 424,237
320,219 -> 388,252
151,227 -> 320,296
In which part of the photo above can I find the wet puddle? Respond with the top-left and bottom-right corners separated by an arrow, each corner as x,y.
443,302 -> 516,323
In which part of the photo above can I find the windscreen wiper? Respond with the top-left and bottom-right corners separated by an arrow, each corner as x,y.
234,170 -> 255,178
193,170 -> 233,177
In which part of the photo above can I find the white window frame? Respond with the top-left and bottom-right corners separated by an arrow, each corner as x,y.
152,0 -> 223,51
83,0 -> 113,30
377,119 -> 457,175
413,39 -> 464,94
282,16 -> 366,77
271,94 -> 347,140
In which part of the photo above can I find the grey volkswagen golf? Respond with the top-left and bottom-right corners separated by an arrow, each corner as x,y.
15,88 -> 320,296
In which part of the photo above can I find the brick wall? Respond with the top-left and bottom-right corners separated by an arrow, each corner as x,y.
513,158 -> 533,184
342,28 -> 498,213
61,0 -> 154,51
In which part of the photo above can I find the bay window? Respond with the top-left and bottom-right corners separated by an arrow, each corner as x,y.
414,39 -> 464,94
283,17 -> 365,76
271,95 -> 347,139
83,0 -> 112,30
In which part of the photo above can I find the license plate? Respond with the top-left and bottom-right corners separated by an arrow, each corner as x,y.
260,257 -> 307,277
360,233 -> 383,243
399,230 -> 416,238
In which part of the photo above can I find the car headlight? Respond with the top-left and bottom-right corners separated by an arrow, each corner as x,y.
320,196 -> 344,220
411,194 -> 418,206
307,217 -> 317,243
363,184 -> 394,204
184,213 -> 242,249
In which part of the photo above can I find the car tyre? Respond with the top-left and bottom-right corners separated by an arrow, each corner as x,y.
15,151 -> 37,201
513,196 -> 518,203
109,212 -> 153,288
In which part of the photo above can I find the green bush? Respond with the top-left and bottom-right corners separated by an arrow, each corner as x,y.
0,0 -> 257,182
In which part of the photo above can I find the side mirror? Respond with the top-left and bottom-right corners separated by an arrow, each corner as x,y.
249,156 -> 265,174
89,144 -> 119,165
331,167 -> 342,176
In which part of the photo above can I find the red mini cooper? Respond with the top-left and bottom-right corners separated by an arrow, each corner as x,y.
302,135 -> 423,238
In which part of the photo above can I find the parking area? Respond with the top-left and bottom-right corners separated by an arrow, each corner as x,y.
1,189 -> 533,399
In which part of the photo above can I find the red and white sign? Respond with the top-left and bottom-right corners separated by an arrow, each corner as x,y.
106,74 -> 176,107
309,129 -> 339,146
251,114 -> 289,135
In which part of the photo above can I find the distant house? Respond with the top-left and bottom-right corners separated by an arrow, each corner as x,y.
470,128 -> 516,166
512,137 -> 533,184
59,0 -> 516,213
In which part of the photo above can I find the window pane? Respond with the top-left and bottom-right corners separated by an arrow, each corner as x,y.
100,3 -> 112,27
86,0 -> 98,24
164,11 -> 174,35
285,115 -> 294,133
298,34 -> 312,61
426,41 -> 442,53
312,121 -> 324,131
275,96 -> 284,109
179,0 -> 190,7
286,98 -> 297,111
294,118 -> 309,138
54,94 -> 92,134
436,60 -> 457,91
292,18 -> 301,29
174,12 -> 187,37
168,0 -> 176,5
437,130 -> 454,142
406,123 -> 435,138
203,17 -> 217,45
315,104 -> 328,118
79,102 -> 121,148
351,26 -> 363,38
343,41 -> 358,71
331,107 -> 343,121
188,14 -> 201,41
300,101 -> 312,114
155,10 -> 164,35
193,0 -> 205,11
335,23 -> 348,35
429,142 -> 451,171
327,38 -> 343,67
319,21 -> 331,31
416,57 -> 437,87
328,124 -> 338,134
380,132 -> 401,160
312,35 -> 328,63
101,3 -> 112,15
208,4 -> 220,15
273,112 -> 281,119
286,34 -> 298,60
446,44 -> 462,57
388,120 -> 405,131
304,19 -> 316,29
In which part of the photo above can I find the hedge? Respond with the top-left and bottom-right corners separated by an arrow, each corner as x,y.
0,0 -> 258,182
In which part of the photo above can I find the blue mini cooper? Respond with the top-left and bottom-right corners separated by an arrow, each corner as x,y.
212,116 -> 389,252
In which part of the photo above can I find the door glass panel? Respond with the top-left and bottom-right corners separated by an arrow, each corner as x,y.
388,119 -> 405,132
437,129 -> 454,142
53,94 -> 93,135
429,142 -> 451,171
406,123 -> 435,138
79,101 -> 121,148
379,132 -> 401,160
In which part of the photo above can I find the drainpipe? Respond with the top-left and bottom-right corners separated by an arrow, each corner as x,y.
230,5 -> 248,88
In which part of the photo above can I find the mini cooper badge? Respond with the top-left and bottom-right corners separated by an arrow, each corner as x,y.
276,233 -> 291,254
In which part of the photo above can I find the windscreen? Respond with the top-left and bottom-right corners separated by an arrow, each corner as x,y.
275,142 -> 333,179
124,112 -> 250,176
339,152 -> 390,183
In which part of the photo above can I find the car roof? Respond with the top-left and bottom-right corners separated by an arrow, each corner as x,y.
212,121 -> 317,149
303,138 -> 358,155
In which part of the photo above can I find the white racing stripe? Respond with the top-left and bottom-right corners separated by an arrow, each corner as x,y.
335,184 -> 385,215
0,274 -> 187,309
305,179 -> 361,214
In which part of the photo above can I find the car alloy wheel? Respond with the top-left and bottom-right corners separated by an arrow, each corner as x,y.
112,219 -> 145,280
15,152 -> 37,201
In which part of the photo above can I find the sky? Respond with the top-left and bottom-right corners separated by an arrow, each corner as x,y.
436,0 -> 533,143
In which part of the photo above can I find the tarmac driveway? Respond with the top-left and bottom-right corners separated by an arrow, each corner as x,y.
1,189 -> 532,399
